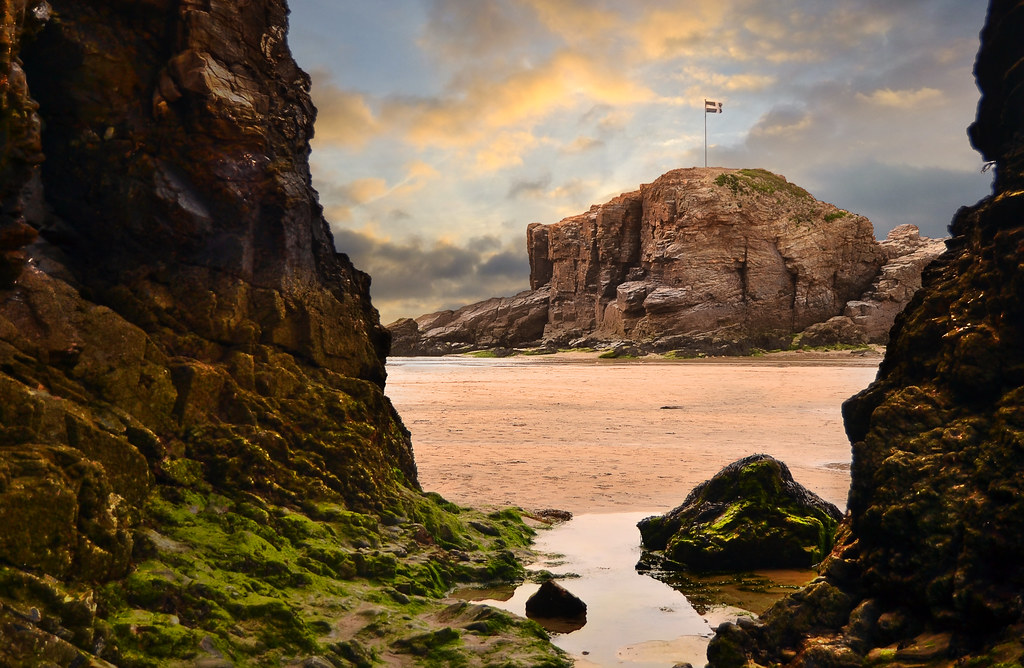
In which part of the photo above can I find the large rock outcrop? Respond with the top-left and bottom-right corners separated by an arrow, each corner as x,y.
0,0 -> 412,522
706,2 -> 1024,665
391,170 -> 944,356
0,2 -> 570,666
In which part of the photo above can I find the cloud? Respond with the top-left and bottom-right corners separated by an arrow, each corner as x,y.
475,131 -> 543,171
317,161 -> 440,223
479,250 -> 530,278
747,106 -> 813,140
419,0 -> 538,63
391,159 -> 440,196
676,67 -> 778,100
631,3 -> 732,61
309,75 -> 379,147
856,87 -> 945,109
378,49 -> 654,165
508,174 -> 553,199
561,136 -> 604,154
332,227 -> 531,323
808,162 -> 992,238
339,178 -> 389,205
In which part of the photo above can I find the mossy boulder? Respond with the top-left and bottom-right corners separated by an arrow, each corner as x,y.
638,454 -> 843,571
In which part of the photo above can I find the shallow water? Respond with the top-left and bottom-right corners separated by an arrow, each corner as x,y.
456,512 -> 813,667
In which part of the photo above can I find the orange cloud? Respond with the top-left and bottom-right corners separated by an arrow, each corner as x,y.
520,0 -> 618,46
390,50 -> 654,148
856,87 -> 945,109
309,77 -> 379,147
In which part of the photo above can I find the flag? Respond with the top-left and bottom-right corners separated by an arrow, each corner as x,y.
705,100 -> 723,113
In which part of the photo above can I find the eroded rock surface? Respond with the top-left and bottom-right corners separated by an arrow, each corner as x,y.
706,2 -> 1024,665
391,170 -> 943,356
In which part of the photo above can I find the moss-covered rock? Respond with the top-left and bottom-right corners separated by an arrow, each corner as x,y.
638,454 -> 843,571
88,486 -> 568,666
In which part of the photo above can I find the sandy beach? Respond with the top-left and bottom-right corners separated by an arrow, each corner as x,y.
385,350 -> 882,514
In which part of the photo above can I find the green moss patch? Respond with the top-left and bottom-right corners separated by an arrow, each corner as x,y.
638,454 -> 843,572
714,169 -> 813,201
89,485 -> 570,667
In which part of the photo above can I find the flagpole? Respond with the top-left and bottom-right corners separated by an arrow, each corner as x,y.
704,99 -> 708,168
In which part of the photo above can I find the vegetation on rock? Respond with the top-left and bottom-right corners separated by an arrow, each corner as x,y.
637,455 -> 842,572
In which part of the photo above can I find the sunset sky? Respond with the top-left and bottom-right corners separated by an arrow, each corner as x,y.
288,1 -> 993,325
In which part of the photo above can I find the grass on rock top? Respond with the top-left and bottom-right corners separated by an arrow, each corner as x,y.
92,479 -> 570,667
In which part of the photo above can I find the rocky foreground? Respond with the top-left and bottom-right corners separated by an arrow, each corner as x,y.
391,169 -> 945,357
706,1 -> 1024,665
0,2 -> 568,666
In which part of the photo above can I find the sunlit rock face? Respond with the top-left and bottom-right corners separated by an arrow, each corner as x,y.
0,1 -> 420,662
707,2 -> 1024,665
391,168 -> 944,356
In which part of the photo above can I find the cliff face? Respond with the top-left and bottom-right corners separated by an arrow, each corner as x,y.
533,168 -> 883,346
707,2 -> 1024,665
0,0 -> 415,512
392,168 -> 944,356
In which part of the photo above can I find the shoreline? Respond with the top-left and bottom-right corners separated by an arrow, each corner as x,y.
391,344 -> 885,368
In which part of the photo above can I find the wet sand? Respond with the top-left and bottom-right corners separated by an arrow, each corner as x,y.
385,351 -> 881,514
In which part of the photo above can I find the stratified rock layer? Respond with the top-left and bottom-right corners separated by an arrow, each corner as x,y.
637,455 -> 842,572
706,2 -> 1024,665
391,170 -> 944,356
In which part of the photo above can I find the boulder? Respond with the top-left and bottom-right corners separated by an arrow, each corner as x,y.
637,454 -> 843,571
795,316 -> 868,348
840,224 -> 946,343
525,580 -> 587,620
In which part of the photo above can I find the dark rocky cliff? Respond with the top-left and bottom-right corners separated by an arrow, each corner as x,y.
707,1 -> 1024,665
0,2 -> 568,666
391,169 -> 945,357
1,0 -> 414,530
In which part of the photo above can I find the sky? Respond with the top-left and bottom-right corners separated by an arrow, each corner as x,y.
288,1 -> 993,325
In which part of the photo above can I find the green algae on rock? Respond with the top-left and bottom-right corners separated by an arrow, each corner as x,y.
91,487 -> 569,667
637,454 -> 843,572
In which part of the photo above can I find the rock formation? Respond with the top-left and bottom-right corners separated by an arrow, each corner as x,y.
706,1 -> 1024,665
799,224 -> 947,347
391,170 -> 945,356
637,455 -> 842,572
525,580 -> 588,621
0,2 -> 568,666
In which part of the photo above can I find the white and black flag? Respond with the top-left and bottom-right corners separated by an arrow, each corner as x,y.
705,99 -> 723,113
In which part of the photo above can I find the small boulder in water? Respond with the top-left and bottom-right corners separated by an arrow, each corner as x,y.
525,580 -> 587,620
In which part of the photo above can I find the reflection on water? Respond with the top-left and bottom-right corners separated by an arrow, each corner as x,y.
646,569 -> 813,616
460,512 -> 717,667
455,512 -> 814,667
